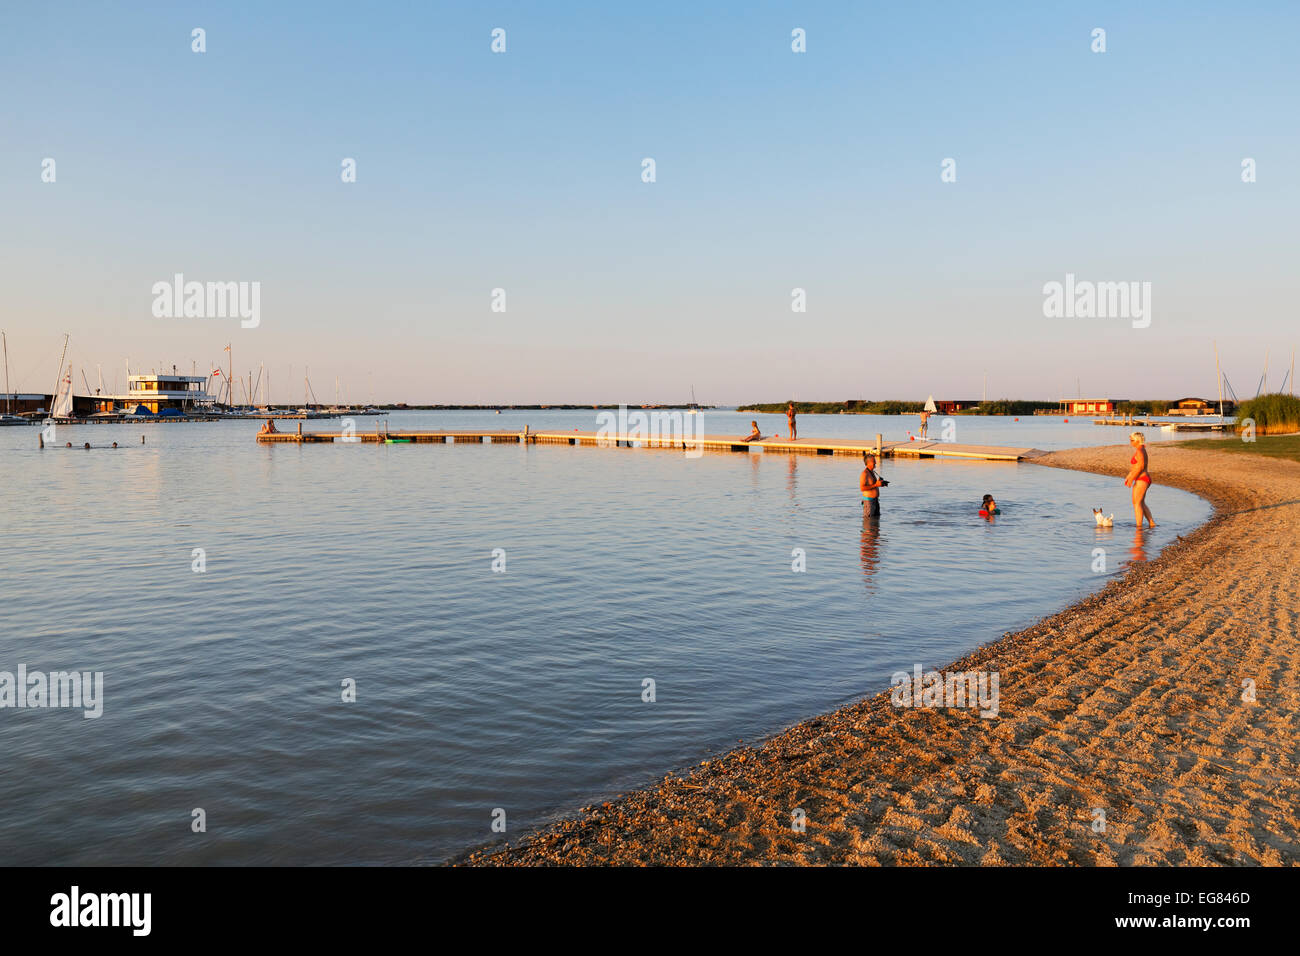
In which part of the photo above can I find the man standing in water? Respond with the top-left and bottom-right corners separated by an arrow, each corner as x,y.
861,453 -> 886,517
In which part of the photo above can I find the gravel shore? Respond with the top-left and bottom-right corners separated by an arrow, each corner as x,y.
461,443 -> 1300,865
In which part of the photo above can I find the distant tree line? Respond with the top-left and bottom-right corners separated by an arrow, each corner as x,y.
964,399 -> 1055,415
739,399 -> 1058,415
739,400 -> 922,414
1115,400 -> 1170,415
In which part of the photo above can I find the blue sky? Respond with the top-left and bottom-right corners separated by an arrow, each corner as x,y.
2,1 -> 1296,403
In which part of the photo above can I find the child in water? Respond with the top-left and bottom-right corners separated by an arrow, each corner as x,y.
980,494 -> 999,516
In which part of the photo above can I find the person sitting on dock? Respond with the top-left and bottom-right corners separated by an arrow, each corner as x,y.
259,418 -> 279,435
742,421 -> 763,442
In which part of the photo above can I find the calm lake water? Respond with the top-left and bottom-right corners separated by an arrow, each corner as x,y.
0,412 -> 1210,864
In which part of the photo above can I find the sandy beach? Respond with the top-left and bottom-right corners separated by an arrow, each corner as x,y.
463,443 -> 1300,866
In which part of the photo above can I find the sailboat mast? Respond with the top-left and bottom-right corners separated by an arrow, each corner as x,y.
1214,340 -> 1223,418
2,330 -> 10,413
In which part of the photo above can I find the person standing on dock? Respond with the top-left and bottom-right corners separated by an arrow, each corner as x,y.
861,454 -> 886,517
919,408 -> 931,439
787,402 -> 797,441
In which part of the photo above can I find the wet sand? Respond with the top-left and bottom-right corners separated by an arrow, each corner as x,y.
462,444 -> 1300,865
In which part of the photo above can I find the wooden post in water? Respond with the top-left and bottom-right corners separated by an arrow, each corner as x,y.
297,421 -> 302,438
875,433 -> 882,458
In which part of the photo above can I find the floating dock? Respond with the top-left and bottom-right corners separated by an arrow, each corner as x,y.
1093,417 -> 1231,432
257,427 -> 1045,461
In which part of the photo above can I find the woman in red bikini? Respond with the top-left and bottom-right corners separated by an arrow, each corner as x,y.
1124,432 -> 1156,528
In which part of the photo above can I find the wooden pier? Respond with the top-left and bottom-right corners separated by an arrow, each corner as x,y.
1093,417 -> 1230,432
257,427 -> 1045,461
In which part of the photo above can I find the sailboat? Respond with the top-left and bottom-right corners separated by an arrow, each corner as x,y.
0,330 -> 29,424
50,370 -> 75,421
686,385 -> 701,414
923,395 -> 938,414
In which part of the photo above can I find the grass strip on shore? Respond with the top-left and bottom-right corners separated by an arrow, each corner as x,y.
1179,434 -> 1300,462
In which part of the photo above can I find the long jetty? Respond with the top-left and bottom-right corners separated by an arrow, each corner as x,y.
257,426 -> 1045,461
1093,417 -> 1229,432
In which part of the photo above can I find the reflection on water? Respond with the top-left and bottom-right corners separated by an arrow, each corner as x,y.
860,508 -> 882,592
1128,527 -> 1150,565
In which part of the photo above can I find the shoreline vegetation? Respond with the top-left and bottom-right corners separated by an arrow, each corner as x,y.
1231,393 -> 1300,435
461,443 -> 1300,866
372,403 -> 717,411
